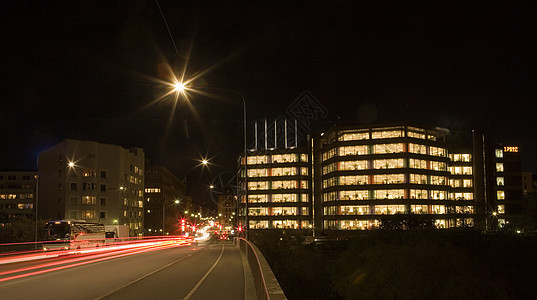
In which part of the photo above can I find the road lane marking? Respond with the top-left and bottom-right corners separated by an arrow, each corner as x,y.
94,252 -> 196,300
182,244 -> 225,300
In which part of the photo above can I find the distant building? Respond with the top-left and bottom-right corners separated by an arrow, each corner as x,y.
217,194 -> 236,227
144,161 -> 187,236
521,172 -> 536,195
0,170 -> 37,224
38,139 -> 145,236
238,122 -> 525,234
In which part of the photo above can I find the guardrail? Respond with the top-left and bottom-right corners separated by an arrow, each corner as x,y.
234,237 -> 286,300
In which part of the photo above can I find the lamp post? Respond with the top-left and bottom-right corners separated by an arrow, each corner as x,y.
163,199 -> 180,235
172,84 -> 248,239
34,174 -> 39,250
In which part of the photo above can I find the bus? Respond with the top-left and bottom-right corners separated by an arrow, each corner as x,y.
43,220 -> 106,251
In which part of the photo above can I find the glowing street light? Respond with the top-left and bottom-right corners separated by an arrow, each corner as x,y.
173,81 -> 186,92
202,159 -> 209,165
68,162 -> 75,168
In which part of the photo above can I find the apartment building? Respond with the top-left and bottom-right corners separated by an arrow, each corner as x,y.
0,170 -> 37,224
38,139 -> 145,236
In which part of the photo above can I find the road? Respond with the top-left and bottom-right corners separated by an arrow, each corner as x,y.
0,240 -> 255,299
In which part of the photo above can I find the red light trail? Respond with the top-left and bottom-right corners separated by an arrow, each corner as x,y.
0,237 -> 193,283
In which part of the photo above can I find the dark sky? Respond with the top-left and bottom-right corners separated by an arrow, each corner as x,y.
2,1 -> 536,203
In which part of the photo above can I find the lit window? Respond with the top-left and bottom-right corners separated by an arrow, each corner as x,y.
339,130 -> 369,141
463,179 -> 473,188
497,190 -> 505,200
411,205 -> 428,214
340,190 -> 369,200
495,149 -> 503,158
409,143 -> 427,154
373,159 -> 404,169
82,210 -> 95,219
496,177 -> 505,186
496,163 -> 504,172
81,196 -> 96,205
407,131 -> 426,139
272,194 -> 296,202
247,195 -> 266,203
373,143 -> 404,154
272,154 -> 297,163
375,205 -> 405,215
340,175 -> 368,185
411,174 -> 428,184
497,205 -> 505,214
410,189 -> 428,199
372,129 -> 403,139
340,160 -> 369,171
374,189 -> 405,199
249,181 -> 268,190
373,174 -> 405,184
340,145 -> 369,155
340,205 -> 369,215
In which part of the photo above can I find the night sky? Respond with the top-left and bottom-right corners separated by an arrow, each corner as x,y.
2,1 -> 536,203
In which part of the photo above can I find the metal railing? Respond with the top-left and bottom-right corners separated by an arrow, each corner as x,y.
234,237 -> 286,300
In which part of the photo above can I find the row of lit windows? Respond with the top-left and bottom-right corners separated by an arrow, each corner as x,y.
450,154 -> 472,162
71,197 -> 106,206
248,207 -> 308,216
145,188 -> 161,193
337,127 -> 439,142
123,210 -> 143,218
249,220 -> 310,229
323,174 -> 450,188
323,143 -> 447,160
246,154 -> 308,165
450,179 -> 473,188
0,203 -> 35,210
248,180 -> 308,190
323,159 -> 447,174
449,166 -> 473,175
323,189 -> 451,201
247,167 -> 308,177
324,204 -> 471,215
248,194 -> 309,203
324,219 -> 469,230
0,193 -> 34,200
122,198 -> 144,208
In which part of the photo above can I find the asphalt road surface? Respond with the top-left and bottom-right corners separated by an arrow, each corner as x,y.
0,240 -> 254,300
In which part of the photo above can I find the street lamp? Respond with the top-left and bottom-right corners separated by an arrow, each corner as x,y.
173,82 -> 185,92
34,174 -> 39,250
170,83 -> 248,239
163,199 -> 181,235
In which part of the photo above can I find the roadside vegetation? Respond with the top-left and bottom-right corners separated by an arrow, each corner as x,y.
252,230 -> 537,299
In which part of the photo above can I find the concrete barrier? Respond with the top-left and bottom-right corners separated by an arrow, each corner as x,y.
234,237 -> 287,300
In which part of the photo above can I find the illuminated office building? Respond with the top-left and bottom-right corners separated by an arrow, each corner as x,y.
318,124 -> 454,231
239,123 -> 523,233
239,148 -> 311,230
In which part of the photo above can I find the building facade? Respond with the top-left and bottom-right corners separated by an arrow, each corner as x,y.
144,161 -> 187,236
217,194 -> 236,227
239,122 -> 524,234
238,148 -> 312,230
0,170 -> 37,224
319,124 -> 457,231
38,139 -> 145,236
